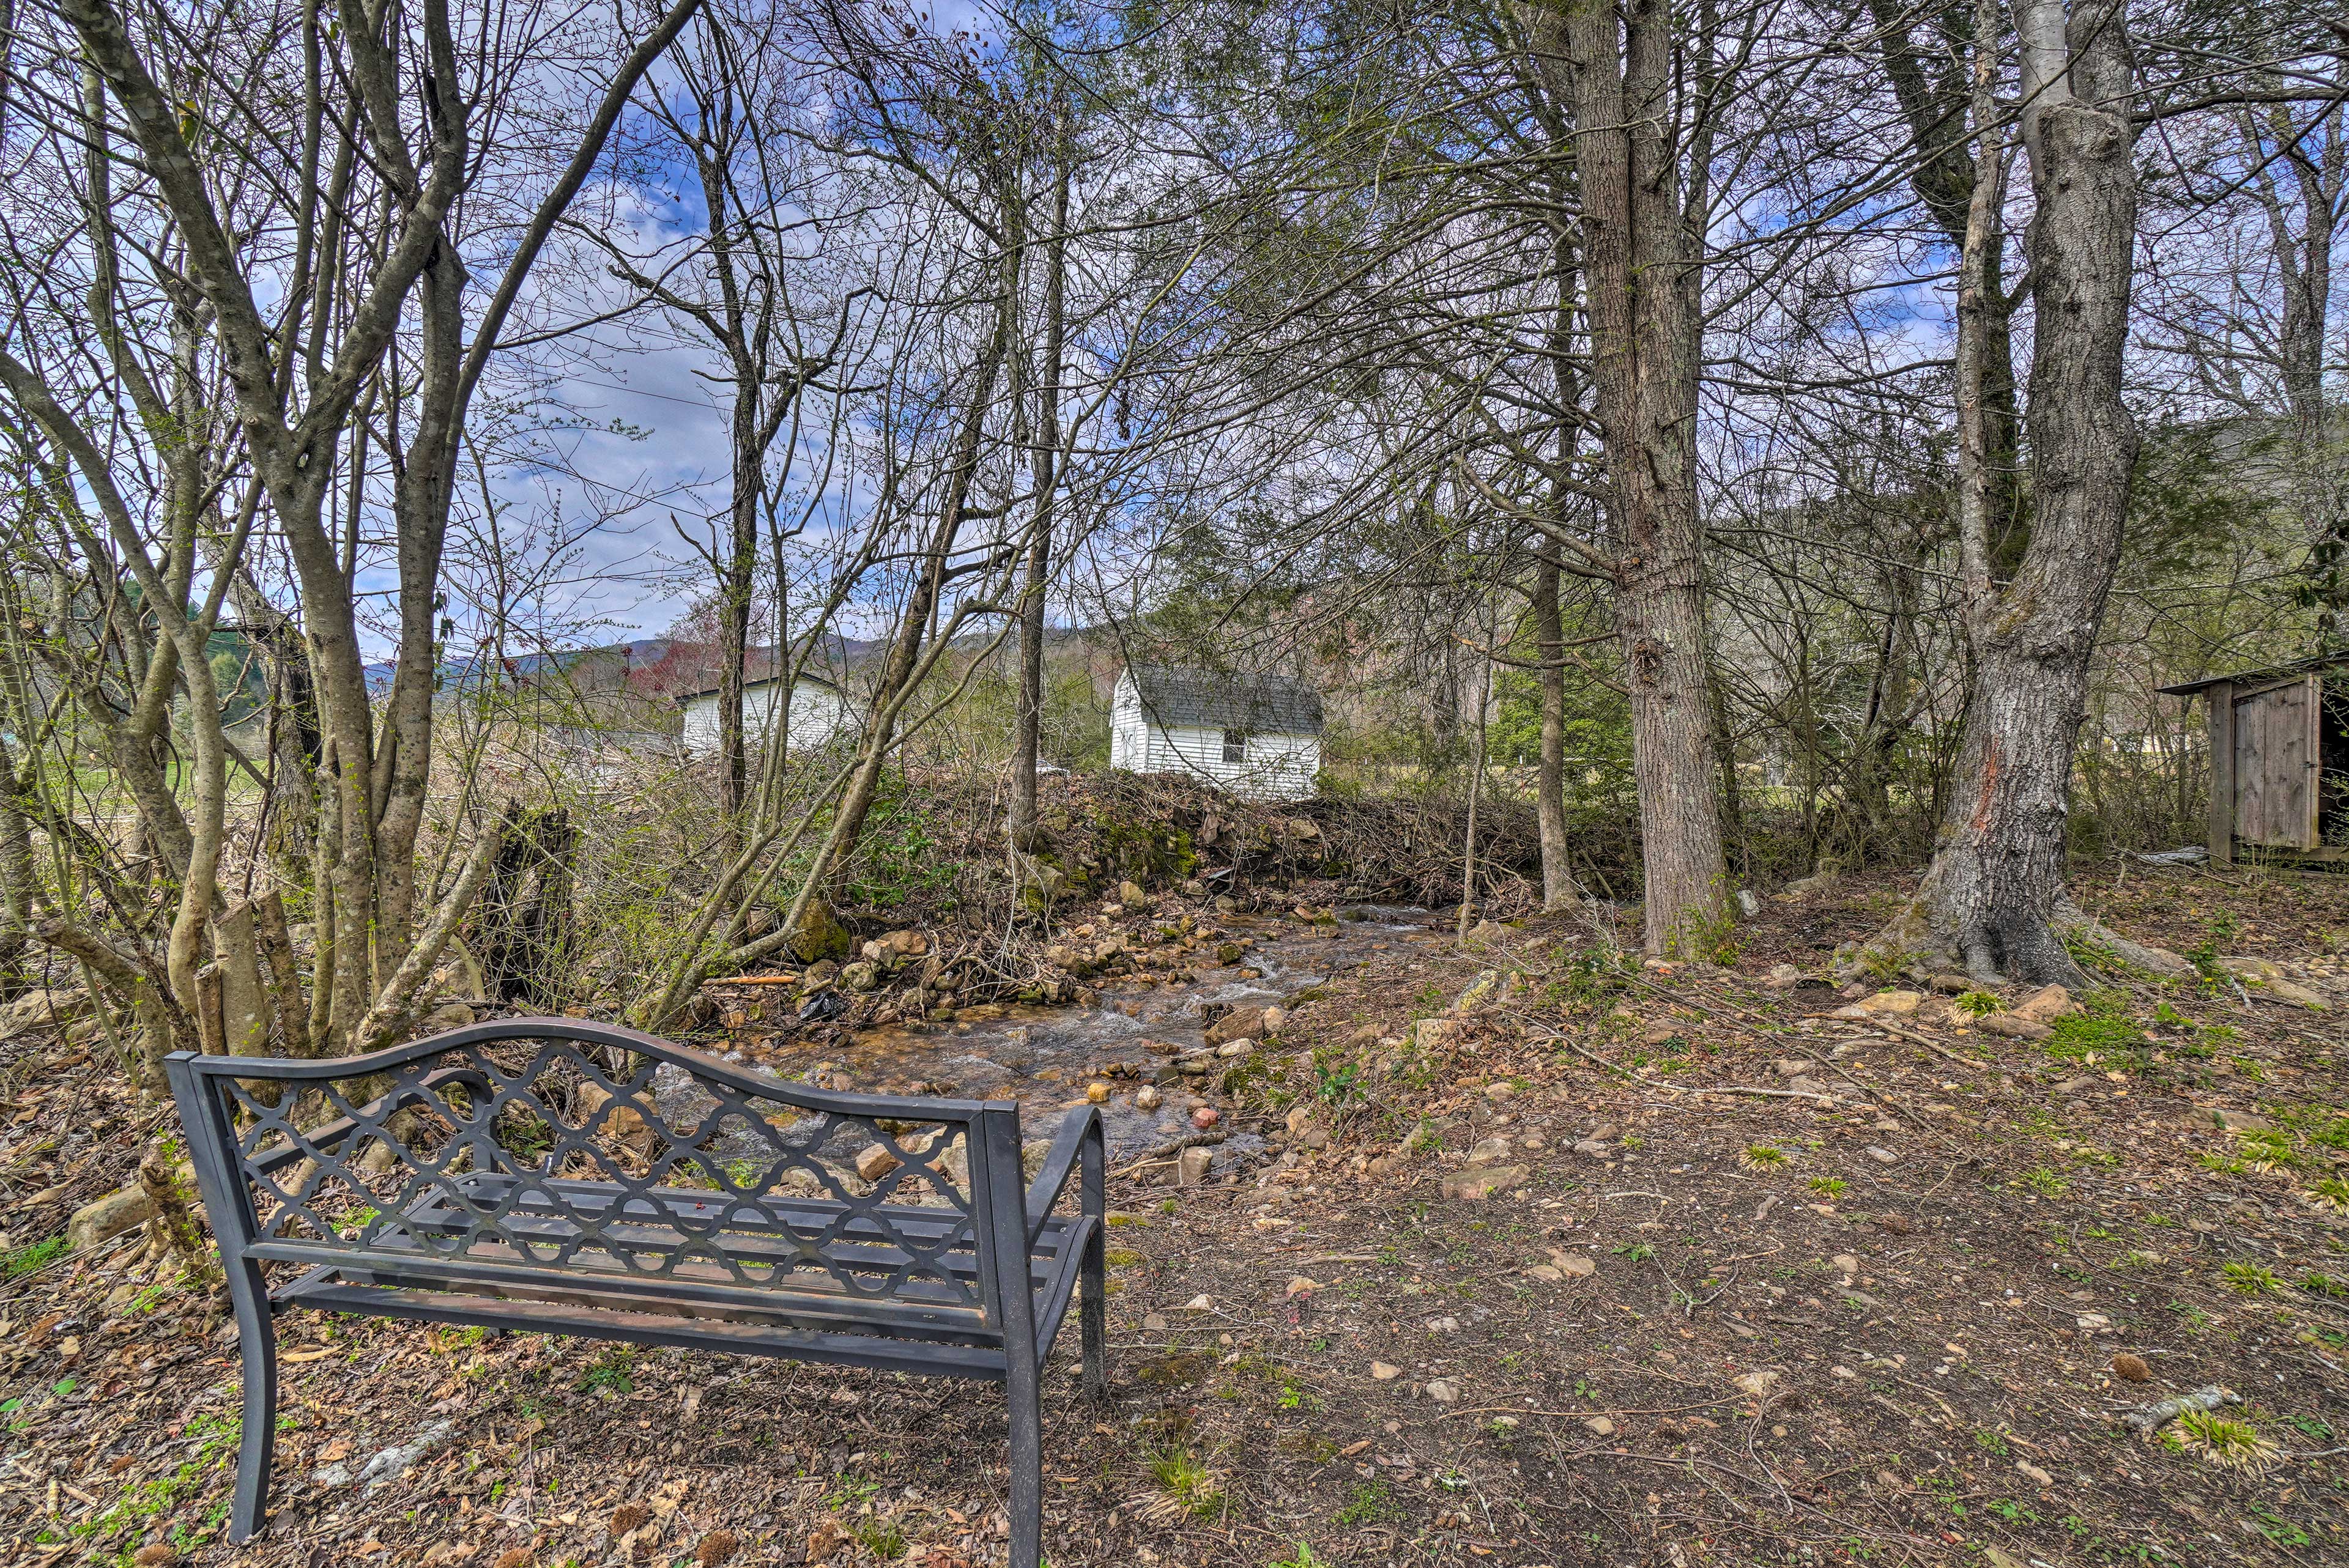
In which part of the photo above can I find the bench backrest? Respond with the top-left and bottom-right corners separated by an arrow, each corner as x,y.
166,1019 -> 1031,1333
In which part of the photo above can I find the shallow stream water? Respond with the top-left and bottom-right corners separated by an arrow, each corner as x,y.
656,904 -> 1448,1174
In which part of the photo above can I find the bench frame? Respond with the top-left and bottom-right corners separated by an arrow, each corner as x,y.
166,1017 -> 1105,1567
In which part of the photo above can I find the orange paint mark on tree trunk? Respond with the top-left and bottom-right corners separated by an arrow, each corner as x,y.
1970,738 -> 2003,832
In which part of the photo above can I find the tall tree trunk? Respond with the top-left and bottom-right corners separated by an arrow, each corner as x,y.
1011,133 -> 1070,857
2234,87 -> 2346,642
1870,0 -> 2025,565
1534,219 -> 1584,916
719,356 -> 761,835
705,102 -> 761,841
373,239 -> 469,989
1880,0 -> 2180,985
1549,0 -> 1729,955
1531,547 -> 1575,910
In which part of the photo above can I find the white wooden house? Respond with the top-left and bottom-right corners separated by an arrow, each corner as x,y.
675,672 -> 854,756
1110,664 -> 1323,801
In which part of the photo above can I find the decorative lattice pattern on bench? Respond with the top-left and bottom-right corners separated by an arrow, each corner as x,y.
206,1025 -> 996,1321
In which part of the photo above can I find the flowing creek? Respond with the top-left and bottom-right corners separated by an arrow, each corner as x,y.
655,904 -> 1449,1177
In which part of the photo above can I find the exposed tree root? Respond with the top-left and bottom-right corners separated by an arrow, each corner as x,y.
1841,889 -> 2189,989
2054,903 -> 2193,980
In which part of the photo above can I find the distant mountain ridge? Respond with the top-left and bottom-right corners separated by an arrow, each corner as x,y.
360,632 -> 892,699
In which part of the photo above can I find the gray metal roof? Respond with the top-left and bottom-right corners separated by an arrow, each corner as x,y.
2157,654 -> 2349,697
1123,662 -> 1323,734
672,669 -> 841,704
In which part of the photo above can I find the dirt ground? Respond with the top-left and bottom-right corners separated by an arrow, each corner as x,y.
4,857 -> 2347,1567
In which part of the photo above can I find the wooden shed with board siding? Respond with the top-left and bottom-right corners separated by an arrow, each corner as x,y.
1109,663 -> 1324,801
2161,657 -> 2349,865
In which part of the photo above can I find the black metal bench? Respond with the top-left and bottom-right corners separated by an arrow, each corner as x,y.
166,1017 -> 1104,1567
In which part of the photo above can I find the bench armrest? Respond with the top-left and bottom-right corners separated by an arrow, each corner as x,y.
1023,1107 -> 1102,1246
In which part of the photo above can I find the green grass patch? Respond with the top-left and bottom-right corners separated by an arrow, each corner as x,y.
1146,1446 -> 1227,1520
2,1236 -> 67,1279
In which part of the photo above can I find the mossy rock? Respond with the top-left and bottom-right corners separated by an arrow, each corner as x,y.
1221,1054 -> 1274,1099
1091,813 -> 1198,883
787,899 -> 856,963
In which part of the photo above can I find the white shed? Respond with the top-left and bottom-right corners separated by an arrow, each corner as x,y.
1110,664 -> 1323,801
675,673 -> 855,756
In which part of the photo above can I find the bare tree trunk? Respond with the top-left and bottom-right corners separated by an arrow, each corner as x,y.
1531,547 -> 1574,910
719,377 -> 761,832
1879,0 -> 2180,985
1458,641 -> 1492,941
1011,131 -> 1071,857
1548,0 -> 1728,956
2232,81 -> 2346,641
1870,0 -> 2024,560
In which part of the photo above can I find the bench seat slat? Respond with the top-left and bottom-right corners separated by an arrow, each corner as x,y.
396,1186 -> 992,1270
387,1206 -> 993,1287
390,1172 -> 1076,1270
250,1237 -> 1006,1339
387,1172 -> 1081,1286
250,1239 -> 1019,1333
276,1272 -> 1012,1379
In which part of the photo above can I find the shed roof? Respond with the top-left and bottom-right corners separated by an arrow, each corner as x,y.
671,669 -> 841,704
2156,654 -> 2349,697
1122,662 -> 1323,734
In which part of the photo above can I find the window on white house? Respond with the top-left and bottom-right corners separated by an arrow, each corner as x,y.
1222,728 -> 1247,763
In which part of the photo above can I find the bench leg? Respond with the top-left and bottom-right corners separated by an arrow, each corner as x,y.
226,1265 -> 278,1541
1079,1224 -> 1107,1402
1006,1349 -> 1044,1568
1080,1133 -> 1107,1403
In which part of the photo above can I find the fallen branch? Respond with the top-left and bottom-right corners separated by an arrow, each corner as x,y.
1808,1046 -> 1962,1151
1866,1019 -> 1991,1070
2119,1384 -> 2238,1435
1436,1397 -> 1736,1422
1111,1131 -> 1225,1178
1706,1085 -> 1836,1105
1542,1031 -> 1687,1092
